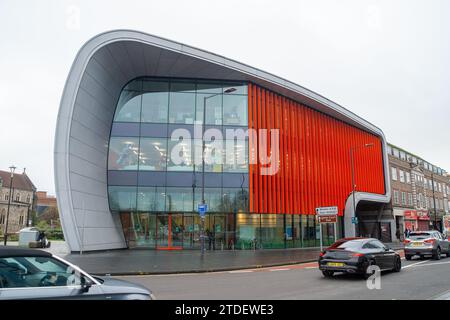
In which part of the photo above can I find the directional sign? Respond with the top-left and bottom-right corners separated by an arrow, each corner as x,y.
315,206 -> 338,216
198,203 -> 208,218
351,216 -> 358,224
318,215 -> 337,224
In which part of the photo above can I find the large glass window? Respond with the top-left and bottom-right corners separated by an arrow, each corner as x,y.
108,137 -> 139,170
167,138 -> 194,171
108,186 -> 137,212
141,80 -> 169,123
139,138 -> 167,171
221,188 -> 249,213
223,95 -> 247,126
108,77 -> 249,221
223,139 -> 248,172
169,92 -> 195,124
137,187 -> 166,212
165,187 -> 193,212
260,214 -> 285,249
203,139 -> 223,173
194,188 -> 223,212
114,81 -> 142,122
197,93 -> 222,125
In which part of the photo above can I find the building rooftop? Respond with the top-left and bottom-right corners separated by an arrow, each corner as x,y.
0,169 -> 36,191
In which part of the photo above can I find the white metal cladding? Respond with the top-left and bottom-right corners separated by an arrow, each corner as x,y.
55,30 -> 391,251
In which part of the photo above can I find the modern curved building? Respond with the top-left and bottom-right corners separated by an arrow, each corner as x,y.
55,30 -> 392,252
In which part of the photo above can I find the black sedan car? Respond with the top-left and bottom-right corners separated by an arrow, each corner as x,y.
0,246 -> 155,300
318,237 -> 401,279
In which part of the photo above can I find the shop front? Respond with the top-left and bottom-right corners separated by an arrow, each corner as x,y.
404,210 -> 418,232
416,210 -> 430,231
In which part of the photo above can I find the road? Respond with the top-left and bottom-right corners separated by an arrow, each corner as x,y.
115,257 -> 450,300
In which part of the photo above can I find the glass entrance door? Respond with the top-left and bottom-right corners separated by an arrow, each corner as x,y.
156,213 -> 183,250
183,214 -> 201,249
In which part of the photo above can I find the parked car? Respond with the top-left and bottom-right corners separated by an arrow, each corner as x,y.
0,246 -> 155,300
318,237 -> 401,279
404,230 -> 450,260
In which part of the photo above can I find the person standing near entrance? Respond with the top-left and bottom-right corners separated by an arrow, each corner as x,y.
206,229 -> 213,250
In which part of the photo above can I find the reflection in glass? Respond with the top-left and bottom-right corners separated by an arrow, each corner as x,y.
168,92 -> 195,124
167,138 -> 193,171
221,188 -> 249,213
196,93 -> 222,125
223,139 -> 248,172
139,138 -> 167,171
260,214 -> 285,249
165,187 -> 193,212
108,186 -> 137,211
201,139 -> 223,173
114,81 -> 142,122
137,186 -> 166,212
223,95 -> 247,126
108,137 -> 139,170
141,81 -> 169,123
196,81 -> 222,94
194,188 -> 223,212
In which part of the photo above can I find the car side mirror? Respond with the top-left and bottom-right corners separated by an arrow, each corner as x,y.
80,276 -> 92,293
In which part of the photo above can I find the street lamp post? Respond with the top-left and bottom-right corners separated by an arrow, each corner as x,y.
350,144 -> 373,237
200,87 -> 236,255
3,165 -> 16,246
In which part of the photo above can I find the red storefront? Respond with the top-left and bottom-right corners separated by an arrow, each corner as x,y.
417,210 -> 430,231
404,210 -> 429,231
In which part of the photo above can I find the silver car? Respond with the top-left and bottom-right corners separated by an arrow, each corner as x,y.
0,247 -> 155,300
404,230 -> 450,260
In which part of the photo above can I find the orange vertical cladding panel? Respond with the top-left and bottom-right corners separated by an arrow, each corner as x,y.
247,83 -> 385,215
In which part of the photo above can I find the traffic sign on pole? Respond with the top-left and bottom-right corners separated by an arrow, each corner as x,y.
198,203 -> 208,218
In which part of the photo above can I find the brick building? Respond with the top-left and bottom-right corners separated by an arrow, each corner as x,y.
387,144 -> 449,241
0,169 -> 36,235
36,191 -> 57,215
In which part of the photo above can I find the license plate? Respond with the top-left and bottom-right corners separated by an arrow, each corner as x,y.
412,242 -> 422,247
327,262 -> 345,267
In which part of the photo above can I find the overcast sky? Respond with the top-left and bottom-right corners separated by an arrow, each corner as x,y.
1,0 -> 449,195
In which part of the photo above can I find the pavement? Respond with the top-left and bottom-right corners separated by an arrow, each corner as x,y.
115,255 -> 450,300
3,240 -> 404,275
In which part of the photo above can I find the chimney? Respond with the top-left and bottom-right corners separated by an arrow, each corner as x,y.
23,167 -> 26,174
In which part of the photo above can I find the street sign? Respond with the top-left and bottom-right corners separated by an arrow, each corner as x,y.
351,216 -> 358,224
315,206 -> 338,216
318,215 -> 337,224
198,203 -> 208,218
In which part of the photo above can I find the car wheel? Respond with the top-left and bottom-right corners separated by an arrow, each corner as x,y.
393,256 -> 401,272
322,270 -> 334,278
433,247 -> 441,260
446,251 -> 450,258
405,255 -> 412,261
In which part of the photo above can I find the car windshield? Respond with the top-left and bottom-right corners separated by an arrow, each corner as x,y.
328,240 -> 363,251
409,233 -> 432,240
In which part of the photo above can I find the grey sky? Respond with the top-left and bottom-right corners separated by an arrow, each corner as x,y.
1,0 -> 449,195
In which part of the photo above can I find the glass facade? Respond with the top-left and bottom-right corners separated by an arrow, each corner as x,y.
108,77 -> 336,250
